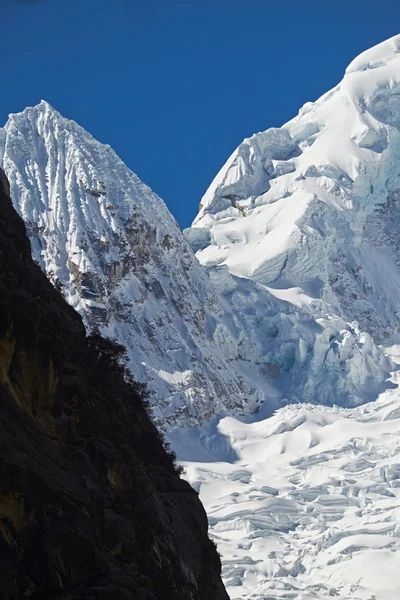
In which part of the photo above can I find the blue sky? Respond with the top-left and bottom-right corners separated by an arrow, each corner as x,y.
2,0 -> 400,227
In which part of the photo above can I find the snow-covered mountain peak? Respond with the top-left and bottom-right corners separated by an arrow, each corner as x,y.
194,35 -> 400,226
2,100 -> 171,222
0,102 -> 255,425
195,35 -> 400,227
191,34 -> 400,342
9,98 -> 56,118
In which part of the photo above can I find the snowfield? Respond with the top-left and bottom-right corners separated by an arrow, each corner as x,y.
172,349 -> 400,599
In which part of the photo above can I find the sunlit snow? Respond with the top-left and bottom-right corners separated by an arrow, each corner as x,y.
191,33 -> 400,344
1,78 -> 393,426
171,348 -> 400,599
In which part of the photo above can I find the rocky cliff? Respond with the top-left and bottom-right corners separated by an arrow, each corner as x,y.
0,168 -> 228,599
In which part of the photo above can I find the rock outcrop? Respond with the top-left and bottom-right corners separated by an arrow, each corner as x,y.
0,168 -> 228,599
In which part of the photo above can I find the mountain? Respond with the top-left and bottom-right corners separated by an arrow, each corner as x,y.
0,89 -> 393,428
0,167 -> 228,600
2,31 -> 400,600
191,34 -> 400,345
0,100 -> 261,427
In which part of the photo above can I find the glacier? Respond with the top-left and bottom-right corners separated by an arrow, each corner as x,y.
172,33 -> 400,599
172,347 -> 400,600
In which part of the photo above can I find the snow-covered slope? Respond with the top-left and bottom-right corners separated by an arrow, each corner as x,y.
191,34 -> 400,344
1,32 -> 398,428
173,350 -> 400,599
0,101 -> 265,427
173,36 -> 400,597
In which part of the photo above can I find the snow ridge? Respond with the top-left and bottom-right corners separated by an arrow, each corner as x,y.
2,34 -> 400,600
172,34 -> 400,599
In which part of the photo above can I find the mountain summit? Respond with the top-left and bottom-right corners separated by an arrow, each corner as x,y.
2,34 -> 400,600
0,100 -> 261,426
191,34 -> 400,343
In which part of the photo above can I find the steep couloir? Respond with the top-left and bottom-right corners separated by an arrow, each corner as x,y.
0,167 -> 229,599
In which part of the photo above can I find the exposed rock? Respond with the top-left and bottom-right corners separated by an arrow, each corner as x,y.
0,169 -> 228,600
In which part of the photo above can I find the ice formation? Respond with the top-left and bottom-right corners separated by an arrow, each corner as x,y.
192,34 -> 400,344
173,349 -> 400,599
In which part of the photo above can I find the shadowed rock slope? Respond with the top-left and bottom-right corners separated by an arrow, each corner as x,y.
0,167 -> 228,599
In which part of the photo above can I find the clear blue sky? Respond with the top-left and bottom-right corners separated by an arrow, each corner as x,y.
2,0 -> 400,227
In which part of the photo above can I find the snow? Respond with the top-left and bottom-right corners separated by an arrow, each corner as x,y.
170,35 -> 400,599
191,33 -> 400,343
1,32 -> 400,600
1,83 -> 394,427
0,101 -> 268,427
171,349 -> 400,599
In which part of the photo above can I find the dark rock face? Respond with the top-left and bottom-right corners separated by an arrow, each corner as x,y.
0,169 -> 229,600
